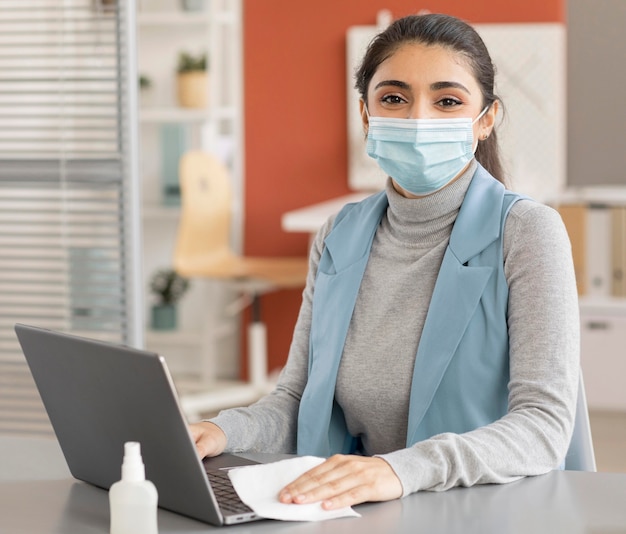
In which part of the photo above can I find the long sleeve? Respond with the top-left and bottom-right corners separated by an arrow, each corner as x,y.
379,200 -> 580,495
208,218 -> 335,453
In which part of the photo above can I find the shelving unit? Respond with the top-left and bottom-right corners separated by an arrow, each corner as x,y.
136,0 -> 251,418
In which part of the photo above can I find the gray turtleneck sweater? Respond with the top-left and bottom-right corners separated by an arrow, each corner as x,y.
210,161 -> 580,496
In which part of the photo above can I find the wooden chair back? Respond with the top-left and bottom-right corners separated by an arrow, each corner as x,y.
173,151 -> 234,275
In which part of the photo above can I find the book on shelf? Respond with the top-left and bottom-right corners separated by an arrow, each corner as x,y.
557,201 -> 626,299
611,206 -> 626,297
557,203 -> 587,296
586,205 -> 612,297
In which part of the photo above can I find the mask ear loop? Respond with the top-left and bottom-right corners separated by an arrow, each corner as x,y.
471,104 -> 493,153
472,104 -> 490,125
471,105 -> 491,153
362,103 -> 371,136
363,102 -> 371,119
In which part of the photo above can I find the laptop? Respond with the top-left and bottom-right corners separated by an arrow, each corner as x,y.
15,323 -> 263,526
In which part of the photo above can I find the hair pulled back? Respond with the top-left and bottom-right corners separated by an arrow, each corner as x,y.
355,13 -> 505,185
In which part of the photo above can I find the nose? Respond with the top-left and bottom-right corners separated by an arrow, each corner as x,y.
406,100 -> 430,119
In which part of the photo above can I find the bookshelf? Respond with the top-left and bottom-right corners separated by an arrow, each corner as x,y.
137,0 -> 248,416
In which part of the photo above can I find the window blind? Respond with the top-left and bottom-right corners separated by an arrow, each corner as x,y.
0,0 -> 142,436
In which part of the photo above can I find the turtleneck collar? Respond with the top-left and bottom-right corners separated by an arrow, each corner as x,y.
383,159 -> 478,245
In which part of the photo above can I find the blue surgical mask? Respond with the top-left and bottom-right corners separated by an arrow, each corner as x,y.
365,107 -> 488,195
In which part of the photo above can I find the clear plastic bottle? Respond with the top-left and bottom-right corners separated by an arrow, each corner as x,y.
109,441 -> 158,534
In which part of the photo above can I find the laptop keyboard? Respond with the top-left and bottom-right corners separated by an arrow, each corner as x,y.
206,469 -> 255,515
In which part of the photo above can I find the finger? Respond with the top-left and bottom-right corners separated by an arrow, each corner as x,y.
279,455 -> 352,503
298,473 -> 356,505
189,424 -> 203,443
197,433 -> 224,458
319,460 -> 403,509
319,485 -> 371,510
189,423 -> 226,458
188,424 -> 210,458
279,455 -> 344,501
280,457 -> 403,507
195,438 -> 210,459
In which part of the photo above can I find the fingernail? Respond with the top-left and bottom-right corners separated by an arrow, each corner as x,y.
294,494 -> 306,503
322,500 -> 333,510
279,492 -> 291,502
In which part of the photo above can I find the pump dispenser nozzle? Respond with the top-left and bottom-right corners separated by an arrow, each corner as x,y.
121,441 -> 145,482
109,441 -> 158,534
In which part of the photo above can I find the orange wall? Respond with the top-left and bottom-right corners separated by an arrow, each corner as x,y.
241,1 -> 564,375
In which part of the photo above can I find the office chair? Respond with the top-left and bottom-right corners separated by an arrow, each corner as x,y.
173,151 -> 308,414
564,369 -> 597,471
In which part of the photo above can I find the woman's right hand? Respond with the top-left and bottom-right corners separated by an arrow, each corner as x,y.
189,421 -> 227,458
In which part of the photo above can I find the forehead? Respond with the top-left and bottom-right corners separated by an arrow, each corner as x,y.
370,42 -> 477,88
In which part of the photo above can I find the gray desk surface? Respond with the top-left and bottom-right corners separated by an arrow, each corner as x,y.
1,436 -> 626,534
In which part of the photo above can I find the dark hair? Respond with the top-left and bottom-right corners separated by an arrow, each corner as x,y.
355,13 -> 505,185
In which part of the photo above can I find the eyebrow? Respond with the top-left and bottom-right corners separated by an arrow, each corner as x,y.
373,79 -> 471,95
430,81 -> 471,94
373,80 -> 411,91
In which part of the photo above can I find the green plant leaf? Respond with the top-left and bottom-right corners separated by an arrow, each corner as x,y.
149,268 -> 190,304
177,51 -> 208,73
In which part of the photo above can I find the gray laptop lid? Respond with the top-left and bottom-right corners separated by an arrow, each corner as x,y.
14,323 -> 252,526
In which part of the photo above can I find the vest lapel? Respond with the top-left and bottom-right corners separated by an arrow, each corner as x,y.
298,191 -> 388,455
322,191 -> 388,272
406,167 -> 506,445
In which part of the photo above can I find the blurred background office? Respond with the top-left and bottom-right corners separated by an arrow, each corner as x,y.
0,0 -> 624,473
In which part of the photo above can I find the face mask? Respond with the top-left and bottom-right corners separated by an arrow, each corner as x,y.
365,107 -> 488,195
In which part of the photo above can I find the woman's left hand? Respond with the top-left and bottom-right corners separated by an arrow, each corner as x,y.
278,455 -> 403,510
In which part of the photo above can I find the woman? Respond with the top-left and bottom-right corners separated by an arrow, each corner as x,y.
191,13 -> 579,510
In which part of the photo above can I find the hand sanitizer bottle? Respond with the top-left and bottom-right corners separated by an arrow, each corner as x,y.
109,441 -> 158,534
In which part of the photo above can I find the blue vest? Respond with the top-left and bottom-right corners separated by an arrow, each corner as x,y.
297,165 -> 524,456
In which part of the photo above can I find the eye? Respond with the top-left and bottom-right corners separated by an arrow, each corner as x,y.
436,97 -> 463,108
380,94 -> 407,105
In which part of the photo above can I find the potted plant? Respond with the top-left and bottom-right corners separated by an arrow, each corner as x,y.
176,51 -> 208,109
139,74 -> 152,91
138,73 -> 155,107
149,268 -> 190,330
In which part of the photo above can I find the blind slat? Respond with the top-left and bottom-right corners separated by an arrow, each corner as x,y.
0,0 -> 138,437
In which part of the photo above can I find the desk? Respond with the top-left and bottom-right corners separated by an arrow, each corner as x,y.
2,436 -> 626,533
